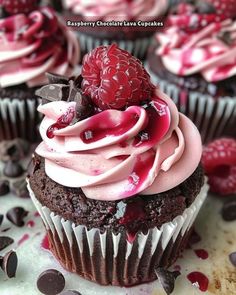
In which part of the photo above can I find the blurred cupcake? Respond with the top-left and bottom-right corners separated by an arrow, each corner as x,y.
28,44 -> 208,286
60,0 -> 169,60
0,1 -> 80,142
147,0 -> 236,143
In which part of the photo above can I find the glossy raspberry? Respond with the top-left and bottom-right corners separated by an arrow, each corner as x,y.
202,138 -> 236,195
1,0 -> 38,15
81,44 -> 154,110
207,0 -> 236,18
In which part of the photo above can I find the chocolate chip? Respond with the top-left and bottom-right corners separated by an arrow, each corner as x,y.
0,139 -> 30,162
0,180 -> 10,196
229,252 -> 236,267
37,269 -> 65,295
222,199 -> 236,221
0,236 -> 14,251
6,207 -> 28,227
46,73 -> 69,85
155,268 -> 180,295
0,250 -> 18,278
0,214 -> 3,226
12,180 -> 30,198
3,161 -> 24,178
60,291 -> 82,295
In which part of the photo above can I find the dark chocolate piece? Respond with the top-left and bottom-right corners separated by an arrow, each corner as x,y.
222,199 -> 236,221
196,1 -> 216,14
35,84 -> 70,104
3,161 -> 24,178
60,291 -> 82,295
0,250 -> 18,278
0,236 -> 14,251
46,73 -> 69,85
37,269 -> 65,295
229,252 -> 236,267
0,214 -> 3,226
12,180 -> 30,199
218,31 -> 233,46
0,139 -> 29,162
155,268 -> 180,295
6,207 -> 28,227
0,180 -> 10,196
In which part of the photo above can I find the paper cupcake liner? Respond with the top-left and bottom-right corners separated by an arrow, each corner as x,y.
77,31 -> 152,60
146,65 -> 236,143
0,97 -> 42,142
28,180 -> 208,286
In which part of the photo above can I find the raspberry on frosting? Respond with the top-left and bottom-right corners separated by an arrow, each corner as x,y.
81,44 -> 154,110
202,138 -> 236,195
0,6 -> 80,88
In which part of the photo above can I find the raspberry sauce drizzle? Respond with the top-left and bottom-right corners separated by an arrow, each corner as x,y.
194,249 -> 209,260
187,271 -> 209,292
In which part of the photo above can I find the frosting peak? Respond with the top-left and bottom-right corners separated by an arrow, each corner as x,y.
36,88 -> 202,201
0,7 -> 80,88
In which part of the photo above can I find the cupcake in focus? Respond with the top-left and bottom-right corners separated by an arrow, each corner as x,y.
0,1 -> 80,142
28,44 -> 208,287
147,0 -> 236,143
61,0 -> 169,60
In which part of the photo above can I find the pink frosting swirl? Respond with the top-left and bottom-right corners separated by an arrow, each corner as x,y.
156,17 -> 236,82
35,89 -> 202,201
63,0 -> 168,21
0,7 -> 80,88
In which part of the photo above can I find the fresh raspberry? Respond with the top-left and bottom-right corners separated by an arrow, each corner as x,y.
206,0 -> 236,18
1,0 -> 38,15
81,44 -> 154,110
202,138 -> 236,195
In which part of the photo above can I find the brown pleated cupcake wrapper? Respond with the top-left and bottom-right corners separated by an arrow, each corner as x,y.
77,32 -> 152,60
0,97 -> 42,142
146,65 -> 236,143
27,180 -> 208,286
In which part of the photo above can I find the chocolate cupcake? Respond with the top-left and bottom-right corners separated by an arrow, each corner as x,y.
0,2 -> 80,142
60,0 -> 169,60
147,0 -> 236,143
28,44 -> 208,286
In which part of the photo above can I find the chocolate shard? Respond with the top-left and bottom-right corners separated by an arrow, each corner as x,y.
0,250 -> 18,278
37,269 -> 65,295
155,268 -> 180,295
222,199 -> 236,221
6,207 -> 28,227
229,252 -> 236,267
35,84 -> 70,104
3,161 -> 24,178
0,236 -> 14,251
0,180 -> 10,196
46,72 -> 69,84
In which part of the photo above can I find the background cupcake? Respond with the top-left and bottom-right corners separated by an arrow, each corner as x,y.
60,0 -> 169,60
147,0 -> 236,143
0,1 -> 80,142
28,45 -> 208,287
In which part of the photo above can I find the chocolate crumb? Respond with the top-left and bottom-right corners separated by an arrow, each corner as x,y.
6,207 -> 28,227
222,199 -> 236,221
0,236 -> 14,251
229,252 -> 236,267
155,268 -> 180,295
0,250 -> 18,278
37,269 -> 65,295
0,180 -> 10,196
3,161 -> 24,178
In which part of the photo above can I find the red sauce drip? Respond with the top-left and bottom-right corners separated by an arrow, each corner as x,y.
34,211 -> 40,217
187,271 -> 209,292
27,220 -> 35,228
41,235 -> 50,250
18,234 -> 30,246
194,249 -> 209,260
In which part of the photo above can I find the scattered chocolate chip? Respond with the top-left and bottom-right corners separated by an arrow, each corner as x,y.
229,252 -> 236,267
196,1 -> 215,14
46,73 -> 69,85
222,199 -> 236,221
3,161 -> 24,178
0,139 -> 29,162
155,268 -> 180,295
0,250 -> 18,278
0,214 -> 3,226
6,207 -> 28,227
0,180 -> 10,196
60,291 -> 82,295
37,269 -> 65,295
0,236 -> 14,251
12,180 -> 30,199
